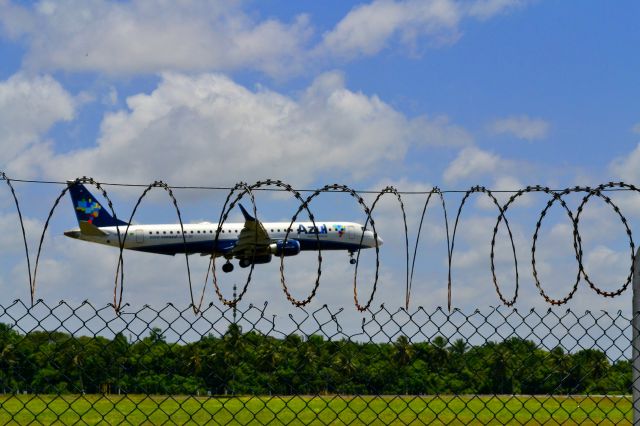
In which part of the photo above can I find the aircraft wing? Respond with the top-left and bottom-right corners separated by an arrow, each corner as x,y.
230,204 -> 272,258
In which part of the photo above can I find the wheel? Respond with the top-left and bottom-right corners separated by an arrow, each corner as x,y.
222,262 -> 234,273
239,259 -> 251,268
349,258 -> 356,265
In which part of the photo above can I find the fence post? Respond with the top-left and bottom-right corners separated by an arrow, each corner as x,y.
633,247 -> 640,424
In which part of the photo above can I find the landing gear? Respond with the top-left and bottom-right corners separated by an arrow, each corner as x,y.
222,261 -> 234,273
349,251 -> 357,265
239,259 -> 251,268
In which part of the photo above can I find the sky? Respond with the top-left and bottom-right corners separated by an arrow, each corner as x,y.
1,0 -> 640,325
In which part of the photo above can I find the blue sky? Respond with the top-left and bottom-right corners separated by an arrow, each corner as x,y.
0,0 -> 639,314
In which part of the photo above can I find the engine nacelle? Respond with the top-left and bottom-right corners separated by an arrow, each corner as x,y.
270,240 -> 301,257
239,254 -> 272,268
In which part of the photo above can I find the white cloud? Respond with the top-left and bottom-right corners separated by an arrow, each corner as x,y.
102,86 -> 118,107
603,188 -> 640,219
0,0 -> 32,39
632,122 -> 640,134
581,246 -> 630,293
490,115 -> 550,141
0,0 -> 312,77
610,143 -> 640,183
472,175 -> 533,210
320,0 -> 461,58
0,73 -> 75,167
443,146 -> 503,183
466,0 -> 528,20
411,115 -> 473,147
15,71 -> 463,186
0,212 -> 42,255
492,175 -> 524,191
0,0 -> 535,76
320,0 -> 529,59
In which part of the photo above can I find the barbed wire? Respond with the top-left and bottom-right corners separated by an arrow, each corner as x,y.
5,176 -> 635,194
1,173 -> 638,313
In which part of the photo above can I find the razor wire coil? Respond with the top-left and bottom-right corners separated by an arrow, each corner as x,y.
1,173 -> 639,312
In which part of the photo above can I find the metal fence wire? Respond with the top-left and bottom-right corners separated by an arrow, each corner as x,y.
0,300 -> 634,424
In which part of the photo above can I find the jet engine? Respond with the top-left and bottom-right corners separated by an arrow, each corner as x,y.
270,240 -> 301,256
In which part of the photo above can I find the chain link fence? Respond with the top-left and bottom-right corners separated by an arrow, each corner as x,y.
0,300 -> 633,424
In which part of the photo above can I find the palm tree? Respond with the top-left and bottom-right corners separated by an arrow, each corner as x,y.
448,339 -> 468,357
394,335 -> 414,367
394,335 -> 414,395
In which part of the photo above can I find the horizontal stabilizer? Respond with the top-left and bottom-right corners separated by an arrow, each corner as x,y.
79,221 -> 107,236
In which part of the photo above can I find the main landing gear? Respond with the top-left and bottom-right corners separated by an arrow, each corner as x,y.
222,261 -> 234,273
349,250 -> 357,265
220,258 -> 256,272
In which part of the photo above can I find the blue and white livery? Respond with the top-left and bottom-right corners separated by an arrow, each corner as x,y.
64,182 -> 383,273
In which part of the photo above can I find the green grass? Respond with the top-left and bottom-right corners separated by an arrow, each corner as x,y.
0,394 -> 632,425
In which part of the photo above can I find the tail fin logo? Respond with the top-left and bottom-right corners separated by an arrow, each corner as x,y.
76,198 -> 101,223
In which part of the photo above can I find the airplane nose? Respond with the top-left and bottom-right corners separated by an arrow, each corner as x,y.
363,230 -> 383,247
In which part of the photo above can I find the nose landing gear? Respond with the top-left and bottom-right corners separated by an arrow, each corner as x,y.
349,250 -> 357,265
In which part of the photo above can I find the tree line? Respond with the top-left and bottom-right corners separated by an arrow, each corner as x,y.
0,322 -> 631,395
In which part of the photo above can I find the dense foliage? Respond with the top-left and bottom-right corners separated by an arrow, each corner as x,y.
0,323 -> 631,395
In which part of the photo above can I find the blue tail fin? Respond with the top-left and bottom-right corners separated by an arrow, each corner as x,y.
67,182 -> 128,227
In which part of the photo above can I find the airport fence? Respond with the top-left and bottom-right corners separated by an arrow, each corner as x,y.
0,299 -> 634,424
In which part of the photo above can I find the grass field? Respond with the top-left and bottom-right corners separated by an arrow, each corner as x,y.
0,394 -> 632,425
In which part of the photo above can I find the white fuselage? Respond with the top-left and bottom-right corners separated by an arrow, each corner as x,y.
65,221 -> 381,255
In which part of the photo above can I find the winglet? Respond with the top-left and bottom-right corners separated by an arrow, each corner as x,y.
238,204 -> 256,222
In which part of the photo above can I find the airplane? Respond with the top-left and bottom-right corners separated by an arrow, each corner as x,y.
64,181 -> 383,273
